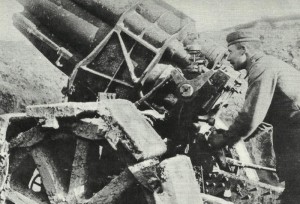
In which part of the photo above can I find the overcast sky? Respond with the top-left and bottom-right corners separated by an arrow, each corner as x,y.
164,0 -> 300,31
1,0 -> 300,41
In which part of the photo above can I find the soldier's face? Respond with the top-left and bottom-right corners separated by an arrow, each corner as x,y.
227,44 -> 247,71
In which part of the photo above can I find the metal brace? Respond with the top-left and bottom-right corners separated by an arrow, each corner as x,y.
55,47 -> 69,67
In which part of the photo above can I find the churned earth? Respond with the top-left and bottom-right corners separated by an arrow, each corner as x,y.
0,40 -> 67,114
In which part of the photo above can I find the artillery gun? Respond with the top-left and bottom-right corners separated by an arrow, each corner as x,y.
0,0 -> 283,203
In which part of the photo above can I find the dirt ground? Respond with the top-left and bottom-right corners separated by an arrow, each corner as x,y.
0,41 -> 67,114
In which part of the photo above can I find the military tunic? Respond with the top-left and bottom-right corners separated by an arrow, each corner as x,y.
227,52 -> 300,180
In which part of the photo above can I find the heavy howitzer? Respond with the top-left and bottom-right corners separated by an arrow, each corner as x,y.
1,0 -> 282,204
13,0 -> 230,102
13,0 -> 239,154
4,1 -> 234,204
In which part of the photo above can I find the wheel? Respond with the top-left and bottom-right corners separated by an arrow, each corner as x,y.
1,101 -> 202,204
0,107 -> 148,204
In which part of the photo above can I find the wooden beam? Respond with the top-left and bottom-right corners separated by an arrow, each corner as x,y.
31,146 -> 67,204
86,169 -> 136,204
67,139 -> 90,202
10,127 -> 46,148
7,181 -> 49,204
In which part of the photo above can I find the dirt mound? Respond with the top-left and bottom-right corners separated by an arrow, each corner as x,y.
0,41 -> 67,114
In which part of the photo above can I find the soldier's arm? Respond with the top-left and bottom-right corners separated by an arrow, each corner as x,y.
225,67 -> 277,144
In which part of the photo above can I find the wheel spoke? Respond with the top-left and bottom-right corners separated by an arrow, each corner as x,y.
7,181 -> 49,204
9,127 -> 46,148
9,148 -> 30,174
142,188 -> 156,204
67,139 -> 90,202
86,169 -> 136,204
6,190 -> 43,204
31,146 -> 67,204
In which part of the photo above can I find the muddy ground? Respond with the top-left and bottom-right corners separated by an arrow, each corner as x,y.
0,41 -> 67,114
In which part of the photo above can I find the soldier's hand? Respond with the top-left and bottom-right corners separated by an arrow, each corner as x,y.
207,129 -> 228,149
208,129 -> 241,149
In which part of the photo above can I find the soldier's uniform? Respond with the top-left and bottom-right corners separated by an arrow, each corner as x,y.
225,50 -> 300,202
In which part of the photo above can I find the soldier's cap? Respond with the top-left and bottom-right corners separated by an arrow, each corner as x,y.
226,30 -> 261,46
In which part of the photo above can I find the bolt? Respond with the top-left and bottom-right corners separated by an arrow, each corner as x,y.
218,183 -> 226,187
179,84 -> 194,97
222,177 -> 229,182
211,173 -> 218,178
205,182 -> 216,187
223,189 -> 232,198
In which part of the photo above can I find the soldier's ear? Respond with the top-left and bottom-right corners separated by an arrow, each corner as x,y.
241,48 -> 246,55
240,44 -> 247,55
238,46 -> 246,55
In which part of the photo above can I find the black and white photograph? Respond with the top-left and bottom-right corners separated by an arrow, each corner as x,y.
1,0 -> 300,203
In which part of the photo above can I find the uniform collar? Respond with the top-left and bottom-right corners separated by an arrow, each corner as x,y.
245,51 -> 265,72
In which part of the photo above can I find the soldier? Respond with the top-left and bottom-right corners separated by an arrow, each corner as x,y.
208,30 -> 300,203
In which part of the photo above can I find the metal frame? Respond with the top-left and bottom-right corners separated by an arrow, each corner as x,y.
67,1 -> 194,96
